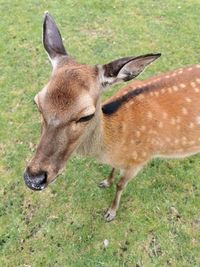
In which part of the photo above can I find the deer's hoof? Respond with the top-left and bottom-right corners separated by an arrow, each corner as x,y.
99,179 -> 111,188
104,209 -> 116,222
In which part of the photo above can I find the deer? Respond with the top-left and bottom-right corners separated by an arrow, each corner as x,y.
24,13 -> 200,221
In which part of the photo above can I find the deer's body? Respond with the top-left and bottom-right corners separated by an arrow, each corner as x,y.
77,64 -> 200,167
24,13 -> 200,221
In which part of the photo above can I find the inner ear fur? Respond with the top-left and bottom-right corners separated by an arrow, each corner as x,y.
98,53 -> 161,88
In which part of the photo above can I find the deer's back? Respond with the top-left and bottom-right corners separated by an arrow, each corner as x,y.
102,64 -> 200,168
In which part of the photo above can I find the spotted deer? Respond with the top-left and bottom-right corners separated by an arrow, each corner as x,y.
24,13 -> 200,221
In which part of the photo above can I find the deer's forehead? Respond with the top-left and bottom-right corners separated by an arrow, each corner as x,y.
37,84 -> 95,115
47,66 -> 97,102
35,66 -> 99,125
49,94 -> 95,126
51,64 -> 97,89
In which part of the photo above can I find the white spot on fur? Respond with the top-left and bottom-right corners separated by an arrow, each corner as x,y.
185,97 -> 192,103
142,151 -> 147,157
176,117 -> 181,123
180,83 -> 186,88
181,136 -> 187,145
196,78 -> 200,84
163,112 -> 168,119
147,111 -> 153,119
140,125 -> 146,131
171,118 -> 176,125
149,129 -> 157,135
122,124 -> 127,131
132,151 -> 137,159
196,116 -> 200,124
189,123 -> 194,128
173,86 -> 178,92
136,131 -> 141,137
126,102 -> 131,108
189,141 -> 195,145
182,107 -> 188,115
158,122 -> 163,128
138,94 -> 145,100
194,87 -> 199,93
177,148 -> 184,153
190,82 -> 196,88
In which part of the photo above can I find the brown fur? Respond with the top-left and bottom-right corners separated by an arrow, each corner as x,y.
103,65 -> 200,169
26,13 -> 200,221
28,62 -> 200,221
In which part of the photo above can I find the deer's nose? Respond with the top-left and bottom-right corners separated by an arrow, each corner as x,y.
24,169 -> 47,191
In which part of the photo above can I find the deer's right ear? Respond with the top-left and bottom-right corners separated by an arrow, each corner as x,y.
43,12 -> 67,68
97,53 -> 161,89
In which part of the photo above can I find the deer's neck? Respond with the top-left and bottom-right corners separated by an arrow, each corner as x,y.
75,100 -> 106,160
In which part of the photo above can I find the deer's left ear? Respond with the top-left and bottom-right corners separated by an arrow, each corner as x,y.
97,53 -> 161,88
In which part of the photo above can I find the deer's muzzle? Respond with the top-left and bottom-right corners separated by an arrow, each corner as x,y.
24,168 -> 47,191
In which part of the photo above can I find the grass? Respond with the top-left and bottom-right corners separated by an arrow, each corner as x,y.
0,0 -> 200,266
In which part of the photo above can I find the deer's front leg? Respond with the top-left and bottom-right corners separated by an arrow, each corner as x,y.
104,166 -> 143,222
99,168 -> 115,188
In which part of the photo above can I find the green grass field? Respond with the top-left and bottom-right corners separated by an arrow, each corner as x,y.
1,1 -> 200,266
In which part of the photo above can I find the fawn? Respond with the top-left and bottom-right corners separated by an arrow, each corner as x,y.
24,13 -> 200,221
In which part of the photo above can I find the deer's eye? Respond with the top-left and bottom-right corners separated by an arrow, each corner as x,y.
77,114 -> 94,123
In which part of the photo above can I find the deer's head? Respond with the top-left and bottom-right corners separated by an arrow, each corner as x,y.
24,13 -> 160,190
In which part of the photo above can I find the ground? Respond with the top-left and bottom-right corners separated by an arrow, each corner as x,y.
0,0 -> 200,266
